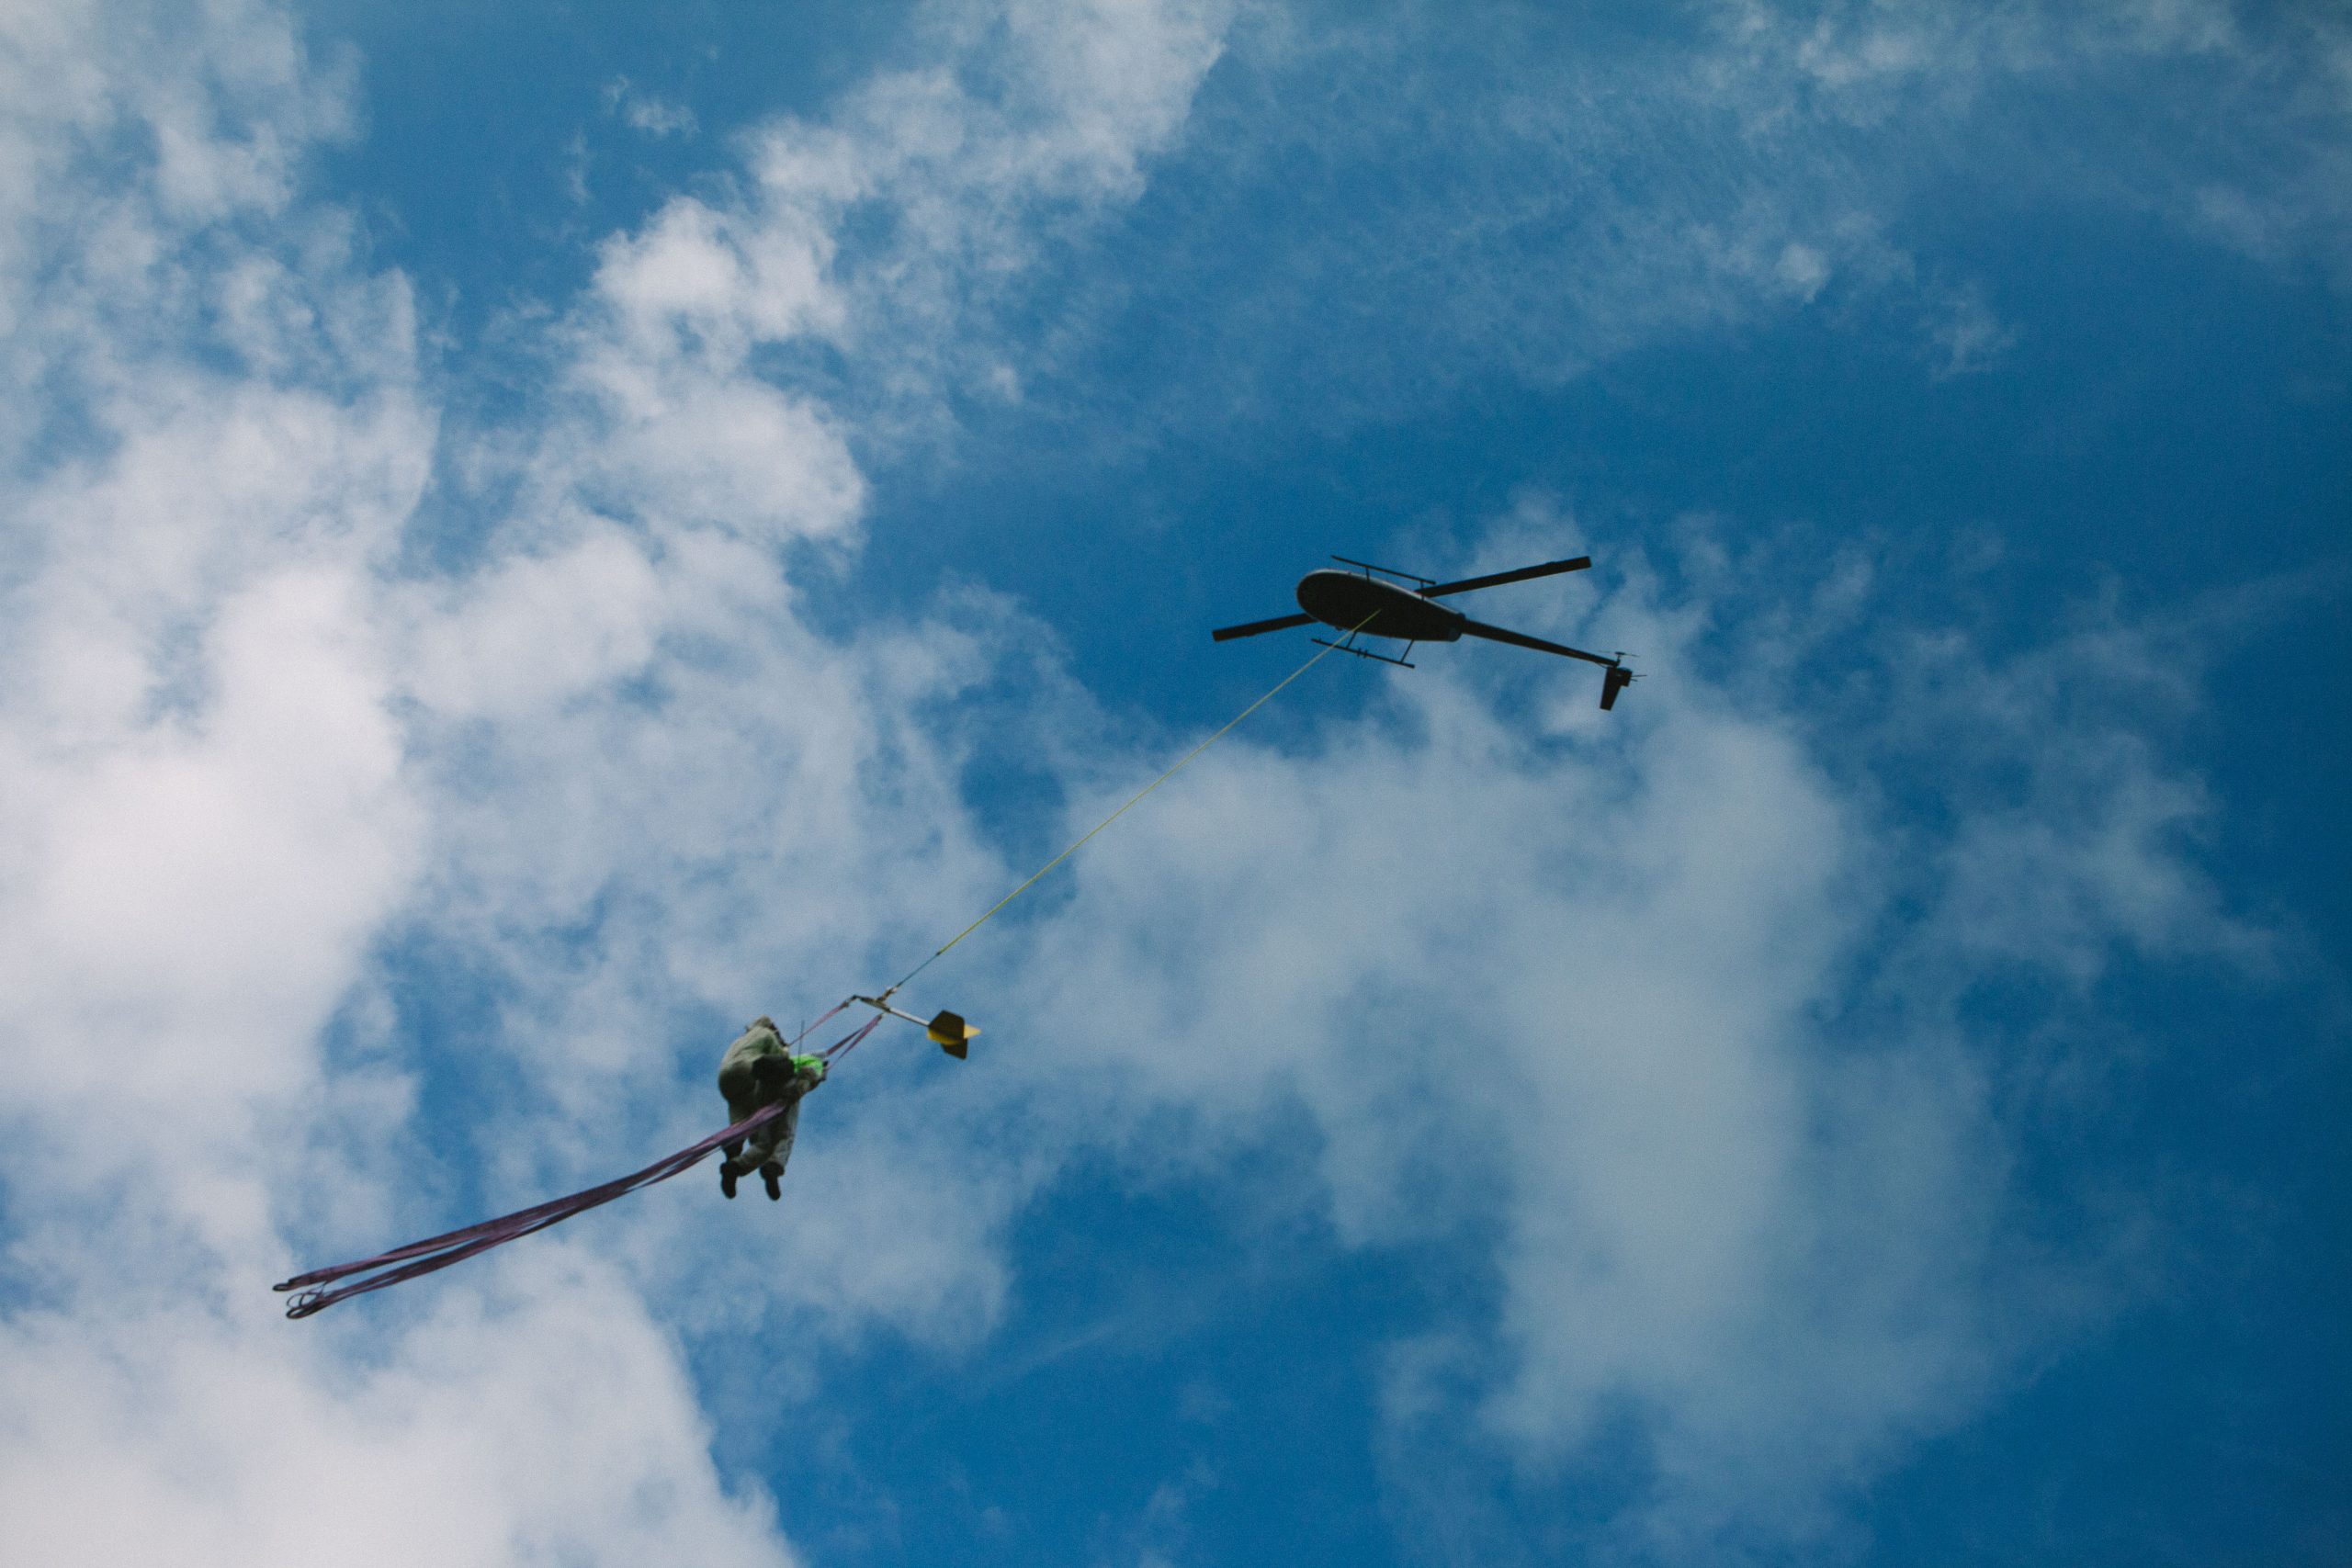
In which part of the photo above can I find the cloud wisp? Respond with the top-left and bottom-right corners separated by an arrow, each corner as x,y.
986,0 -> 2352,441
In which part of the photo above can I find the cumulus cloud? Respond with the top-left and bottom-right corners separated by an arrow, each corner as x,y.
0,0 -> 1234,1559
2,1259 -> 796,1567
943,508 -> 2258,1552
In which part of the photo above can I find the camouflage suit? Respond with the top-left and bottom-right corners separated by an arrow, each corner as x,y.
716,1017 -> 827,1201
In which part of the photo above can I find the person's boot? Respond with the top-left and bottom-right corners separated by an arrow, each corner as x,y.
719,1164 -> 738,1200
762,1163 -> 783,1201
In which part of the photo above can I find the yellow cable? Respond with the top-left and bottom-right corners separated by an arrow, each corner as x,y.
883,622 -> 1367,998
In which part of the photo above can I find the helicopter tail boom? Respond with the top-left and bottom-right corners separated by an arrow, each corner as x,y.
1456,617 -> 1617,668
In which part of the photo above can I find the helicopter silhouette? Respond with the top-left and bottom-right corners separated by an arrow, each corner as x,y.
1213,554 -> 1635,708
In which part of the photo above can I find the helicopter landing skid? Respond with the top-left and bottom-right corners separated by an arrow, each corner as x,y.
1312,635 -> 1416,669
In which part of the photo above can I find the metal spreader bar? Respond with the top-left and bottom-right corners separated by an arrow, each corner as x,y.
1311,636 -> 1416,668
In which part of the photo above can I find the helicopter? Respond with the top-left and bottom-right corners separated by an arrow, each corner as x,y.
1213,554 -> 1636,708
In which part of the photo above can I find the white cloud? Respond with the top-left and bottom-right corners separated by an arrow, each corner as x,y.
0,1259 -> 796,1568
0,0 -> 1238,1562
961,518 -> 2257,1548
605,76 -> 700,140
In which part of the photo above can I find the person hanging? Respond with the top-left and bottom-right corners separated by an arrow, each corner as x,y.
714,1015 -> 828,1201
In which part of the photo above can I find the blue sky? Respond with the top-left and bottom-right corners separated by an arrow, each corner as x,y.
0,2 -> 2346,1564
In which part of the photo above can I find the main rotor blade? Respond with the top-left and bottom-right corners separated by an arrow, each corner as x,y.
1212,612 -> 1315,642
1457,617 -> 1617,668
1419,556 -> 1591,599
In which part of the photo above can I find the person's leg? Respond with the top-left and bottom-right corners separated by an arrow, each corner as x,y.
720,1132 -> 756,1195
718,1072 -> 762,1191
760,1100 -> 801,1201
720,1132 -> 758,1191
737,1108 -> 782,1168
